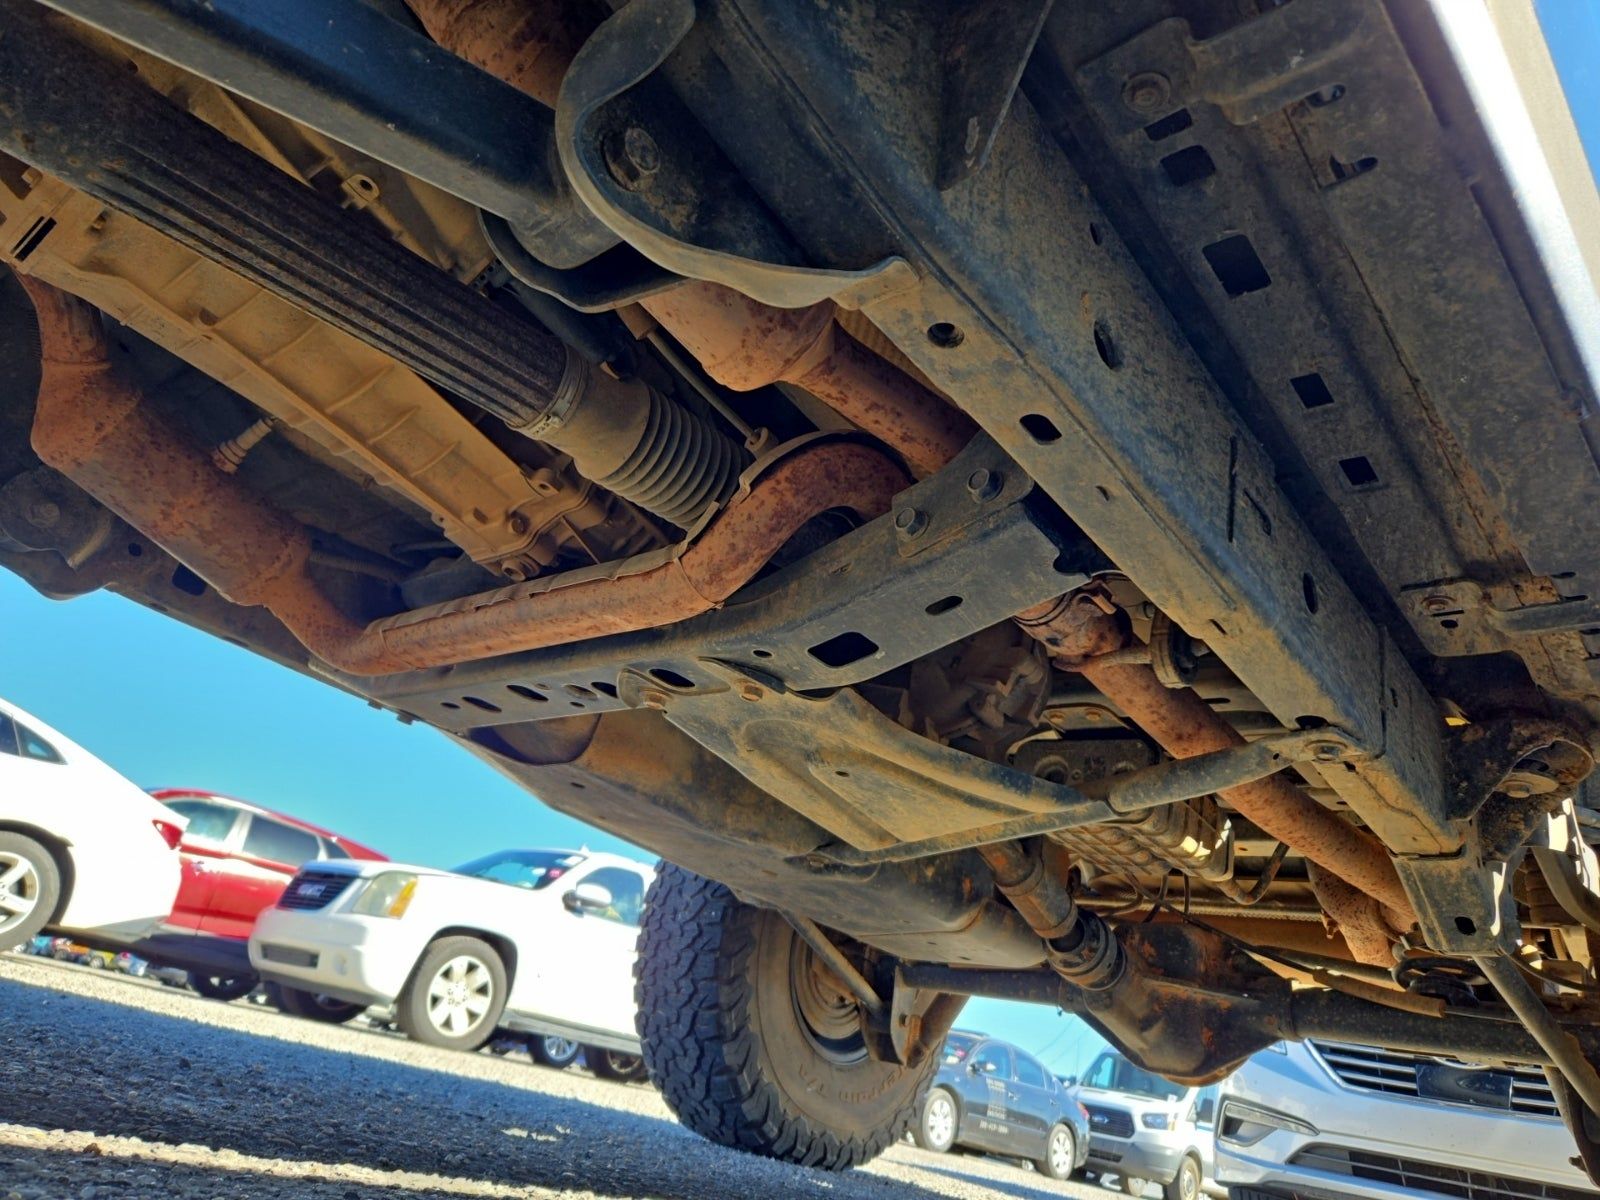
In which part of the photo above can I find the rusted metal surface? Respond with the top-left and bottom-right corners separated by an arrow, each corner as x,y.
404,0 -> 591,111
408,0 -> 973,478
1307,862 -> 1396,968
1017,590 -> 1416,928
25,314 -> 904,674
0,172 -> 657,577
643,283 -> 977,476
362,441 -> 905,671
976,839 -> 1123,989
22,277 -> 356,648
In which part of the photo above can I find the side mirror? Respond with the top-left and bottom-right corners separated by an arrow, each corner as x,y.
562,882 -> 613,912
1197,1098 -> 1217,1126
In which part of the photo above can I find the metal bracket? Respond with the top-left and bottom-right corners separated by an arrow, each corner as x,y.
341,436 -> 1092,730
553,0 -> 916,310
1399,716 -> 1594,954
1402,577 -> 1600,654
631,655 -> 1366,864
935,0 -> 1055,189
1104,0 -> 1369,128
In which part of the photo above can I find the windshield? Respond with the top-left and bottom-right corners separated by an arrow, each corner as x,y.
453,849 -> 584,889
943,1033 -> 979,1065
1081,1053 -> 1185,1101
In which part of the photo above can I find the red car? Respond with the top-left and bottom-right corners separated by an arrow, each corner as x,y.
133,789 -> 385,1002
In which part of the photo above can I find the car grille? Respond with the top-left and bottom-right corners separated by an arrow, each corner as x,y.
1291,1145 -> 1593,1200
1310,1041 -> 1559,1118
277,869 -> 356,911
1083,1104 -> 1135,1138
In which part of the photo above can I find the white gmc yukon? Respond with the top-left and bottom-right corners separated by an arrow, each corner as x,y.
250,848 -> 653,1061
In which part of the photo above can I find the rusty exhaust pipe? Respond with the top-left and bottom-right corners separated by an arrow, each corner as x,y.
20,275 -> 360,653
24,279 -> 905,675
639,285 -> 975,477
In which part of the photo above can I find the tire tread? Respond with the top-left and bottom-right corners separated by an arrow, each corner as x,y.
635,863 -> 929,1170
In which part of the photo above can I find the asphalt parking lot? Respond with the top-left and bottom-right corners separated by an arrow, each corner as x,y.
0,955 -> 1118,1200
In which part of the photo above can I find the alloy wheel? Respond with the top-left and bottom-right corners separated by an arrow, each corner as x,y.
425,954 -> 495,1038
1048,1125 -> 1074,1176
543,1036 -> 579,1061
924,1091 -> 955,1150
0,853 -> 40,938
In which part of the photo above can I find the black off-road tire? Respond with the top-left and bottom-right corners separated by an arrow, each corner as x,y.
635,862 -> 940,1170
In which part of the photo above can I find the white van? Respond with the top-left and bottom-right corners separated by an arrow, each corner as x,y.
1072,1050 -> 1218,1200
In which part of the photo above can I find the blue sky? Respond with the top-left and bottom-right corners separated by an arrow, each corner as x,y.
1538,1 -> 1600,176
0,570 -> 1108,1076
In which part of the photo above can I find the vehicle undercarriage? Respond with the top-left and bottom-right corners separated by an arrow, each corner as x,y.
3,0 -> 1600,1178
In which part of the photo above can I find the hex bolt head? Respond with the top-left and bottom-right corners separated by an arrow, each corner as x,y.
506,512 -> 530,536
640,689 -> 668,709
738,682 -> 764,702
966,468 -> 1002,501
1122,72 -> 1172,114
894,507 -> 928,537
605,126 -> 661,191
1308,740 -> 1345,763
1421,594 -> 1453,615
1501,779 -> 1535,799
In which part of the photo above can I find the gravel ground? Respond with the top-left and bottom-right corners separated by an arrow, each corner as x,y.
0,955 -> 1119,1200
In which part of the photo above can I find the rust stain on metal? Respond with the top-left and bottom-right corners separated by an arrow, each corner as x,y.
365,440 -> 906,671
1306,862 -> 1396,967
25,302 -> 907,677
1017,590 -> 1416,930
24,276 -> 355,648
404,0 -> 590,109
409,0 -> 974,479
643,283 -> 977,477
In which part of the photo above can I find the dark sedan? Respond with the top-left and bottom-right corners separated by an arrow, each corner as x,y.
912,1031 -> 1091,1179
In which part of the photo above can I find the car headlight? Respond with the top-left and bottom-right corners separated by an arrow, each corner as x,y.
1216,1099 -> 1318,1147
351,872 -> 418,918
1141,1112 -> 1173,1130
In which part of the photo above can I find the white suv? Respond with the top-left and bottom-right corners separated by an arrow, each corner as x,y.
1215,1040 -> 1596,1200
249,848 -> 653,1057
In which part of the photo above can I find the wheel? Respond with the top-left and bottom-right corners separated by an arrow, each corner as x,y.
912,1087 -> 958,1152
529,1034 -> 581,1068
1163,1155 -> 1202,1200
588,1047 -> 648,1082
1122,1174 -> 1152,1197
188,971 -> 258,1001
1036,1122 -> 1076,1180
636,862 -> 941,1170
0,833 -> 60,948
275,985 -> 364,1024
396,936 -> 507,1050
